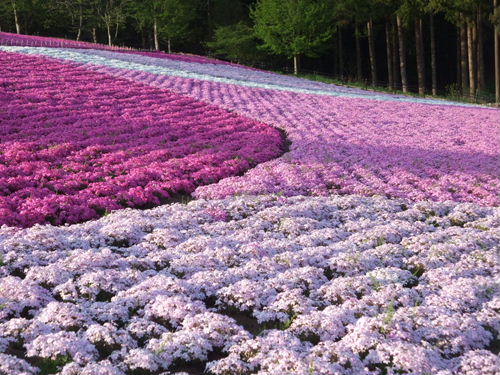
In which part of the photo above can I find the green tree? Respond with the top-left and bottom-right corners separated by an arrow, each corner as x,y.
55,0 -> 90,40
159,0 -> 199,53
131,0 -> 199,52
130,0 -> 166,50
334,0 -> 389,86
430,0 -> 493,100
332,0 -> 370,81
210,0 -> 247,27
93,0 -> 131,46
10,0 -> 22,34
8,0 -> 46,34
251,0 -> 334,74
397,0 -> 429,95
0,1 -> 14,32
207,21 -> 263,65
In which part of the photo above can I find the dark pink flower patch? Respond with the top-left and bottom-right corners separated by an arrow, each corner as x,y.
0,52 -> 284,227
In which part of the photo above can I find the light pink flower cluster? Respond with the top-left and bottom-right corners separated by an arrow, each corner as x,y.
0,51 -> 284,227
0,194 -> 498,374
159,80 -> 500,206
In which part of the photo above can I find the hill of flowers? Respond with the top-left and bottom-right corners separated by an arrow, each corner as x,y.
0,34 -> 499,375
1,44 -> 497,207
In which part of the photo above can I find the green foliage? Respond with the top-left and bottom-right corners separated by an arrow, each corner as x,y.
427,0 -> 490,24
131,0 -> 199,44
159,0 -> 199,42
0,0 -> 496,101
250,0 -> 334,59
334,0 -> 389,25
398,0 -> 429,19
379,300 -> 396,334
207,22 -> 264,65
210,0 -> 248,27
0,1 -> 14,31
5,0 -> 60,34
38,355 -> 72,375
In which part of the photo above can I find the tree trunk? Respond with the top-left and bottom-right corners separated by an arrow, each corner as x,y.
367,19 -> 377,86
153,17 -> 160,51
467,18 -> 476,100
355,23 -> 362,81
392,21 -> 400,89
92,27 -> 97,43
293,54 -> 300,75
397,15 -> 408,93
11,0 -> 21,34
495,0 -> 500,104
456,29 -> 461,87
430,14 -> 437,96
167,39 -> 172,54
338,28 -> 344,79
76,5 -> 83,41
476,9 -> 485,92
415,17 -> 425,95
460,15 -> 469,96
385,21 -> 393,90
107,22 -> 112,46
114,21 -> 119,42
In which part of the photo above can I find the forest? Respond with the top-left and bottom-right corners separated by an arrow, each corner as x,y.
1,0 -> 499,104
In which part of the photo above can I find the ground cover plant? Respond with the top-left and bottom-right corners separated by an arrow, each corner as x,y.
0,195 -> 499,375
0,35 -> 499,375
0,51 -> 284,227
2,46 -> 496,206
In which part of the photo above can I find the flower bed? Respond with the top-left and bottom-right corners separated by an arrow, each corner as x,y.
0,194 -> 498,374
5,46 -> 497,206
0,51 -> 284,227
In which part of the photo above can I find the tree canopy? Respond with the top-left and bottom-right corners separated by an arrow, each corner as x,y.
251,0 -> 334,74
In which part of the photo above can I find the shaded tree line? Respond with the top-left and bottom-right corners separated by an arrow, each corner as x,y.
0,0 -> 498,103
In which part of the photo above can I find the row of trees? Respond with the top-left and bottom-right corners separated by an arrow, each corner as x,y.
1,0 -> 201,53
1,0 -> 499,103
248,0 -> 499,102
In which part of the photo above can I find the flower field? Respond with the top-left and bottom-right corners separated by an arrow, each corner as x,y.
0,33 -> 499,375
